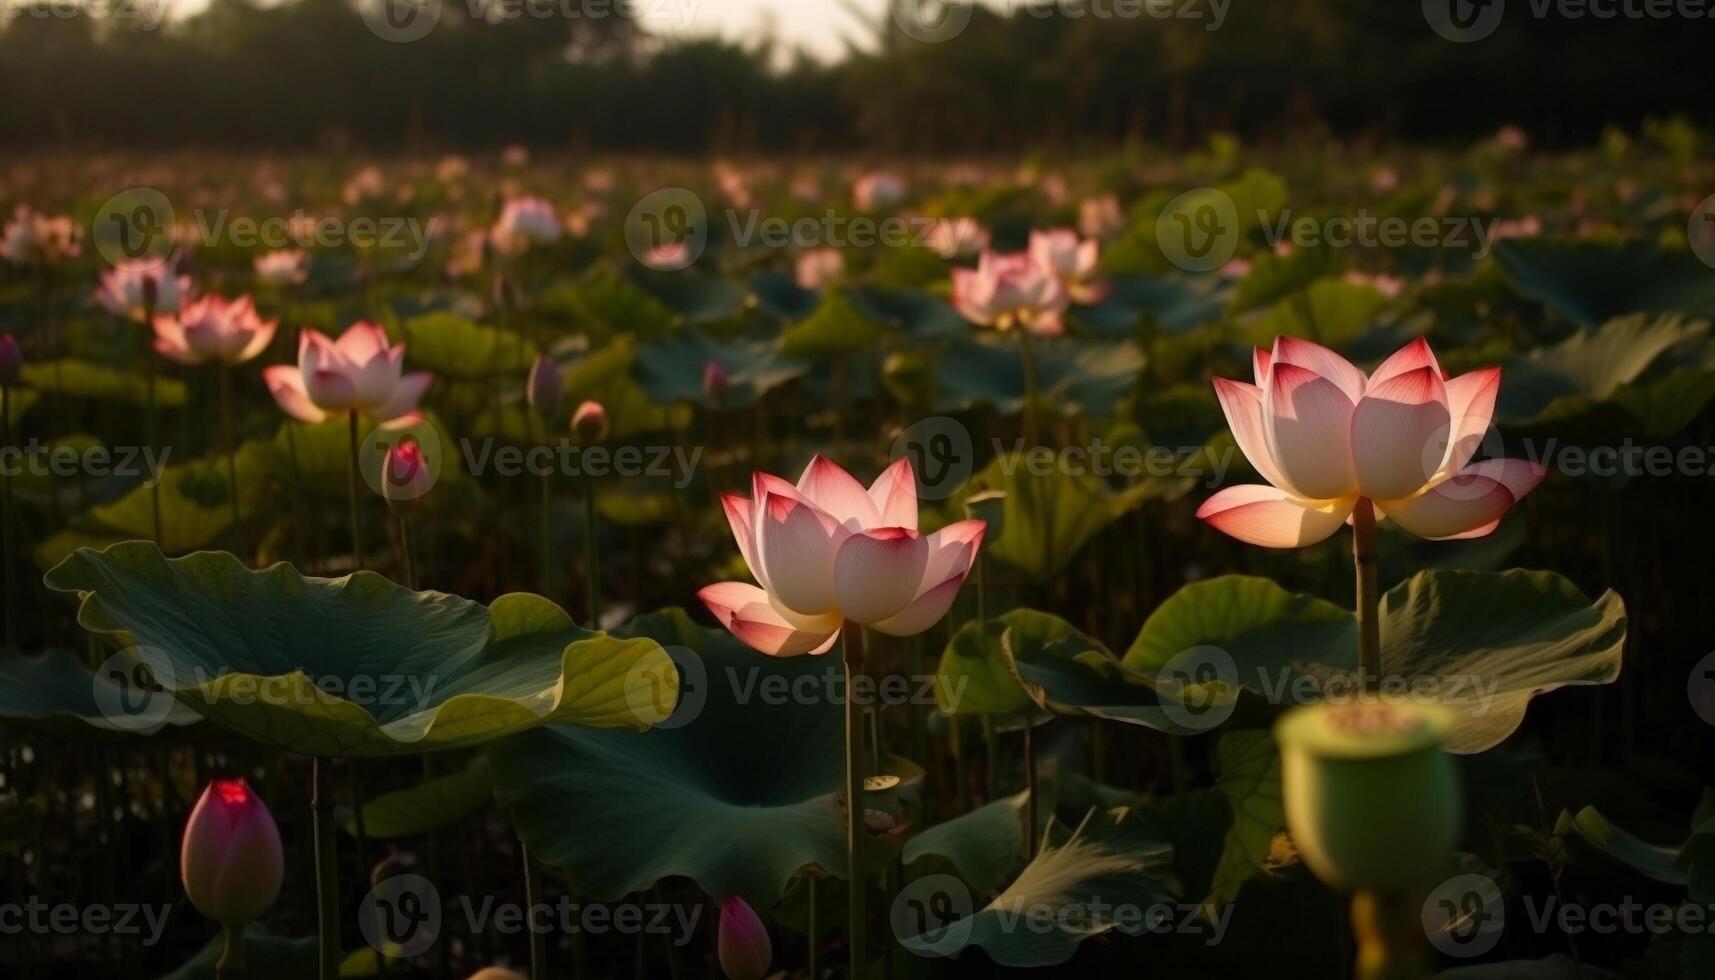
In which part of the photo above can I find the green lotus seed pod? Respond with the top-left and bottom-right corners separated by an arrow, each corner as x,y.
1275,699 -> 1461,893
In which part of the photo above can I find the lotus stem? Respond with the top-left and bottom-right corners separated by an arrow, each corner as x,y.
1016,328 -> 1040,450
142,304 -> 163,543
1,383 -> 15,655
349,767 -> 384,976
981,715 -> 998,802
216,921 -> 248,978
1022,719 -> 1038,855
395,512 -> 415,590
1351,498 -> 1380,693
522,843 -> 546,980
584,475 -> 600,628
218,362 -> 243,553
347,411 -> 365,569
311,757 -> 341,980
806,876 -> 818,979
1351,889 -> 1430,980
842,620 -> 868,978
539,421 -> 553,599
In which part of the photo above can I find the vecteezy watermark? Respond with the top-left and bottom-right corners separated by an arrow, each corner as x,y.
892,0 -> 1229,44
0,899 -> 172,947
93,187 -> 438,266
0,440 -> 171,486
359,0 -> 698,43
992,440 -> 1238,488
0,0 -> 167,29
1425,0 -> 1715,42
1689,193 -> 1715,270
359,875 -> 703,959
625,187 -> 710,271
459,439 -> 703,488
92,648 -> 180,735
1424,874 -> 1507,957
889,875 -> 1233,958
1689,652 -> 1715,726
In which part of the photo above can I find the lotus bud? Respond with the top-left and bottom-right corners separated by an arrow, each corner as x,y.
181,778 -> 285,928
526,355 -> 562,421
0,333 -> 20,386
1275,700 -> 1460,892
702,360 -> 730,403
571,400 -> 608,444
465,970 -> 527,980
383,434 -> 436,504
717,895 -> 772,980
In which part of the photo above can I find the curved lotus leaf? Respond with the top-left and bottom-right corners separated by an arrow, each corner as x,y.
0,650 -> 201,737
955,455 -> 1184,581
1496,313 -> 1714,440
847,286 -> 971,341
898,808 -> 1177,967
339,756 -> 493,839
1079,275 -> 1230,337
44,542 -> 674,757
1494,238 -> 1715,328
386,312 -> 537,378
1227,245 -> 1343,314
935,336 -> 1144,418
489,608 -> 847,903
779,289 -> 884,358
749,270 -> 819,322
1244,278 -> 1393,351
1565,805 -> 1688,885
1121,570 -> 1626,754
933,619 -> 1032,717
632,329 -> 810,409
628,267 -> 749,325
540,263 -> 677,340
903,791 -> 1029,892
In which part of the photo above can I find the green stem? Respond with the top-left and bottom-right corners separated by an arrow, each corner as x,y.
218,363 -> 243,552
311,757 -> 340,980
348,766 -> 382,975
539,428 -> 553,599
1016,328 -> 1040,450
842,620 -> 868,978
396,512 -> 415,590
347,412 -> 365,569
522,843 -> 547,980
216,922 -> 248,979
1,384 -> 15,655
1351,889 -> 1430,980
584,476 -> 600,628
806,876 -> 819,979
143,314 -> 163,543
1023,720 -> 1038,856
1352,498 -> 1380,693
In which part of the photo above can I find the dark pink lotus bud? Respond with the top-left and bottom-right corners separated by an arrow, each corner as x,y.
572,400 -> 609,444
527,355 -> 562,421
703,360 -> 730,402
180,779 -> 285,928
717,895 -> 771,980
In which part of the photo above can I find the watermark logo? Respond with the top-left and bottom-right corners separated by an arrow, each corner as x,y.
891,0 -> 976,43
892,417 -> 974,501
361,874 -> 443,958
92,187 -> 176,268
1157,188 -> 1240,273
626,188 -> 708,271
626,644 -> 700,729
1424,873 -> 1506,957
1424,0 -> 1505,41
1156,646 -> 1239,731
362,416 -> 445,501
1689,194 -> 1715,270
361,0 -> 441,42
1689,652 -> 1715,726
92,647 -> 179,734
892,874 -> 975,956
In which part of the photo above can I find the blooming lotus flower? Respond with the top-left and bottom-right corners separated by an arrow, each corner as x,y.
699,456 -> 985,655
925,217 -> 989,260
1,206 -> 80,265
794,248 -> 844,291
253,249 -> 309,285
490,196 -> 561,255
153,295 -> 277,366
181,778 -> 285,928
716,896 -> 772,980
263,322 -> 431,423
1198,337 -> 1546,547
951,251 -> 1068,336
96,258 -> 191,321
1028,229 -> 1108,304
853,172 -> 906,212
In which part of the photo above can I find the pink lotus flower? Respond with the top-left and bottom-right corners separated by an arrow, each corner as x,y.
181,779 -> 284,928
699,457 -> 985,656
853,172 -> 906,212
925,217 -> 989,260
951,251 -> 1068,336
153,295 -> 277,366
1,206 -> 80,265
96,258 -> 192,321
794,248 -> 845,291
253,249 -> 309,285
1079,195 -> 1125,240
716,895 -> 772,980
1198,337 -> 1546,548
490,196 -> 561,255
1028,229 -> 1109,304
263,322 -> 431,423
572,399 -> 609,443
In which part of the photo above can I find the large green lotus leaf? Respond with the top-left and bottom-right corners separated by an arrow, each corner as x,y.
44,542 -> 673,757
0,650 -> 201,737
540,263 -> 678,339
20,358 -> 188,407
1227,245 -> 1343,314
1123,571 -> 1625,753
1565,805 -> 1689,885
935,336 -> 1144,418
1496,313 -> 1714,439
628,267 -> 748,325
933,619 -> 1032,717
1204,732 -> 1284,908
1244,278 -> 1392,351
847,286 -> 970,341
385,312 -> 537,378
489,608 -> 849,903
339,756 -> 493,839
749,270 -> 820,322
987,608 -> 1183,730
956,454 -> 1178,581
633,329 -> 810,409
1494,239 -> 1715,327
556,337 -> 688,438
779,289 -> 884,358
903,791 -> 1029,892
1078,275 -> 1230,337
898,808 -> 1177,967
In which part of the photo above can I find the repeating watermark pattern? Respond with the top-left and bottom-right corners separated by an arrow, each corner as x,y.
625,188 -> 709,270
1425,874 -> 1507,957
459,439 -> 702,487
1425,0 -> 1715,42
92,648 -> 179,735
1426,871 -> 1715,959
359,875 -> 703,958
892,0 -> 1229,44
94,188 -> 437,266
1156,187 -> 1242,272
361,0 -> 698,42
0,0 -> 167,29
625,653 -> 961,729
0,441 -> 171,485
0,899 -> 171,946
1258,210 -> 1503,260
626,645 -> 702,730
892,417 -> 976,502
